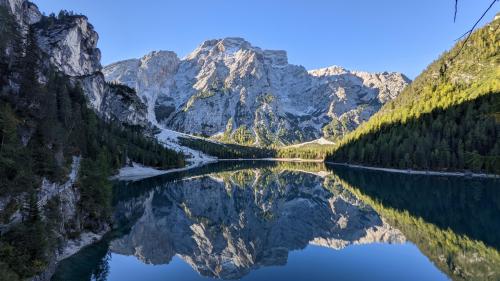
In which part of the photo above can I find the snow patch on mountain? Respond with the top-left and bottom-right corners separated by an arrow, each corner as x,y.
155,128 -> 217,165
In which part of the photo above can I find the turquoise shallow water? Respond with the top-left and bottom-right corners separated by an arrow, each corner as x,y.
52,161 -> 500,281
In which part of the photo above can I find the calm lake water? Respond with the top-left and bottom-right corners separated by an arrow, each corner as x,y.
52,161 -> 500,281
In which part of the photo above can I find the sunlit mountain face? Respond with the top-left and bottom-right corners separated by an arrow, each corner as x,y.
52,162 -> 500,281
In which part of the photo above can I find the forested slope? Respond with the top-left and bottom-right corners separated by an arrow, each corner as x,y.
178,136 -> 275,159
0,7 -> 184,280
326,15 -> 500,174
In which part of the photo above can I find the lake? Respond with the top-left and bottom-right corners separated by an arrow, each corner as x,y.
52,161 -> 500,281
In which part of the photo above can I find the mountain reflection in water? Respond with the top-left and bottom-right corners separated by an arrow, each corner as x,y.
111,163 -> 403,279
52,161 -> 500,281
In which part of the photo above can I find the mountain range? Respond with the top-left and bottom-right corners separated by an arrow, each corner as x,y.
1,0 -> 412,152
104,38 -> 410,146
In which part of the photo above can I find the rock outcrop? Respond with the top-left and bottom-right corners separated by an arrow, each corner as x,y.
34,15 -> 101,77
0,0 -> 150,127
0,0 -> 41,28
32,13 -> 150,126
105,38 -> 410,145
0,2 -> 137,280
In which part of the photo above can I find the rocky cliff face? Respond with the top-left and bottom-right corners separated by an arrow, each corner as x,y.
34,16 -> 101,77
0,0 -> 40,28
104,38 -> 410,145
0,155 -> 108,281
31,157 -> 109,281
0,2 -> 135,280
110,168 -> 404,279
1,0 -> 149,127
33,13 -> 149,126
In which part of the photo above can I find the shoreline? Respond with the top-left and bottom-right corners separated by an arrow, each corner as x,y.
326,162 -> 500,179
111,159 -> 218,181
216,158 -> 324,163
113,159 -> 499,182
112,158 -> 323,181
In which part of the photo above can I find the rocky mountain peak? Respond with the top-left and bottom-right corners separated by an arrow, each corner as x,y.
34,14 -> 102,77
309,65 -> 348,77
189,37 -> 252,57
185,37 -> 288,66
137,50 -> 180,84
105,37 -> 410,145
215,37 -> 251,50
141,50 -> 179,65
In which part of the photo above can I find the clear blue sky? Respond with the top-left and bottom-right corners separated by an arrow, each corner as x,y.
32,0 -> 499,78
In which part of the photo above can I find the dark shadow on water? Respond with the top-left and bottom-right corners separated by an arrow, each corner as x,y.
327,164 -> 500,250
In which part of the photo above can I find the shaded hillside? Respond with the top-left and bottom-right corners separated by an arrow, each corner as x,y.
326,16 -> 500,174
